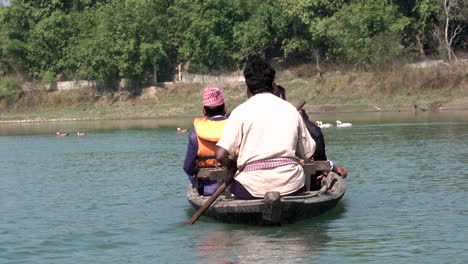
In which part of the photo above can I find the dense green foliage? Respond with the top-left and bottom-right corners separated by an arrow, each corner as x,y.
0,0 -> 466,91
317,0 -> 410,66
0,77 -> 22,104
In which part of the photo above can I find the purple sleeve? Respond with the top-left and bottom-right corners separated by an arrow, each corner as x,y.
183,130 -> 198,176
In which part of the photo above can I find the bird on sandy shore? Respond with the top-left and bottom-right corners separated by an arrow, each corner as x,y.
414,104 -> 427,112
177,128 -> 189,133
336,120 -> 352,127
316,121 -> 333,128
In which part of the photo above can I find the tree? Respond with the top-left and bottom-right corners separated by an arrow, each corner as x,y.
410,0 -> 441,55
168,0 -> 249,72
0,1 -> 34,75
0,0 -> 113,79
390,0 -> 440,56
26,10 -> 78,82
440,0 -> 466,62
279,0 -> 347,73
68,0 -> 173,91
233,0 -> 288,60
316,0 -> 410,67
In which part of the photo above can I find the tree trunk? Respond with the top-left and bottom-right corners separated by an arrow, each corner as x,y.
444,0 -> 453,62
313,49 -> 324,81
414,28 -> 425,56
443,0 -> 461,63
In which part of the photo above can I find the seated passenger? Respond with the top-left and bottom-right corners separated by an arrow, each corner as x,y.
274,84 -> 347,185
183,87 -> 228,196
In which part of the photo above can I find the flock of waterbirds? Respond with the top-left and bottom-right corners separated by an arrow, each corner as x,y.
54,119 -> 354,137
316,120 -> 353,128
176,120 -> 352,134
56,121 -> 352,137
56,132 -> 86,136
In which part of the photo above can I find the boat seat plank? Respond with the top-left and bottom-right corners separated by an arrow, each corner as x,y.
196,167 -> 227,182
302,161 -> 331,191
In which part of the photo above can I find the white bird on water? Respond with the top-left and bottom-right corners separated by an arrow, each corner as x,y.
336,120 -> 352,127
316,121 -> 333,128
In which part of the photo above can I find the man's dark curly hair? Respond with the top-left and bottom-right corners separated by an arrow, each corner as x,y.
243,56 -> 275,95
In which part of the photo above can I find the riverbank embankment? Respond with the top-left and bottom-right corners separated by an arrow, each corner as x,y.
1,63 -> 467,123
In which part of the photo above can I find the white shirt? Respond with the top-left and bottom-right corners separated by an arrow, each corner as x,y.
217,93 -> 315,197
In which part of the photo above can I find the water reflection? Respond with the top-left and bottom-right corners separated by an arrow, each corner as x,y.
194,228 -> 329,264
191,205 -> 346,264
0,118 -> 195,136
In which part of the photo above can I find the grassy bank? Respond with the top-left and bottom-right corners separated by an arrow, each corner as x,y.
1,64 -> 467,122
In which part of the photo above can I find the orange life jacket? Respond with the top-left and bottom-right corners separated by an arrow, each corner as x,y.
194,118 -> 228,167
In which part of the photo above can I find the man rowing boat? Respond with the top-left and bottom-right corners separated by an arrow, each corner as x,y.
215,57 -> 315,199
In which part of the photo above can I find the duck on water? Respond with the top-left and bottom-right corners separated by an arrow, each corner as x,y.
316,121 -> 333,128
56,132 -> 69,136
336,120 -> 352,127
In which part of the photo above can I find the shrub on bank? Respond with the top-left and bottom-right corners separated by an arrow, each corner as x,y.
0,78 -> 22,106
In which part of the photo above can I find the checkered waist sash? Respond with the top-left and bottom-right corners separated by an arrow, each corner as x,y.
242,157 -> 299,172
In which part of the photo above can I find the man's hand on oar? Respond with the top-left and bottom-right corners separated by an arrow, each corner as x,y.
296,100 -> 306,118
296,100 -> 306,110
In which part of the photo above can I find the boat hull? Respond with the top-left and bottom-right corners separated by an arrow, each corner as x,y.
186,172 -> 346,225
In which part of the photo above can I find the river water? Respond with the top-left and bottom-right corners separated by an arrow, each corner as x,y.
1,111 -> 467,264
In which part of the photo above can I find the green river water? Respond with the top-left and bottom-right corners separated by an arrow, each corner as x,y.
1,110 -> 467,263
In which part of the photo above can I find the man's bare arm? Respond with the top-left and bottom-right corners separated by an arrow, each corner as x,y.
215,146 -> 235,169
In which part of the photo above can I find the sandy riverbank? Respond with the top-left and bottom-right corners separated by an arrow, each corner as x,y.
1,95 -> 467,124
1,64 -> 467,123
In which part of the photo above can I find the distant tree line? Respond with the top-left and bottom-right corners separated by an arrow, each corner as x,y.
0,0 -> 466,92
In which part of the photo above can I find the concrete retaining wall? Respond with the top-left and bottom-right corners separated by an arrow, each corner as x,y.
51,80 -> 97,91
25,59 -> 466,91
179,72 -> 244,83
408,60 -> 448,69
408,59 -> 468,69
42,72 -> 244,91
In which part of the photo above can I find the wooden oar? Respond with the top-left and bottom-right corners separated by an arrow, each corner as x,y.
183,168 -> 236,225
296,100 -> 306,110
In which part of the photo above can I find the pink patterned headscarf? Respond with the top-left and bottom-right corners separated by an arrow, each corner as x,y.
202,87 -> 224,107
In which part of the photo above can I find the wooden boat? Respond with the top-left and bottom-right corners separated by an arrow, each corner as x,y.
76,132 -> 86,136
186,161 -> 346,225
